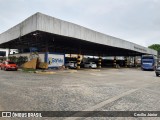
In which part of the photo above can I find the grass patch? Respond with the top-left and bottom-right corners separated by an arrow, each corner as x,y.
22,68 -> 36,72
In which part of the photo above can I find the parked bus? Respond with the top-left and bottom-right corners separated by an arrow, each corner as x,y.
141,55 -> 157,70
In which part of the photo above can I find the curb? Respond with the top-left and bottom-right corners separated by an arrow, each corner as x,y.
35,71 -> 56,74
62,70 -> 78,73
82,69 -> 101,72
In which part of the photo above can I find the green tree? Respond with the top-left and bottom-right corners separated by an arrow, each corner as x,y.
148,44 -> 160,52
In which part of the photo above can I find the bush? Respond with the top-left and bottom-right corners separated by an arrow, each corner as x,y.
17,56 -> 28,66
8,56 -> 17,63
8,56 -> 28,66
0,57 -> 7,61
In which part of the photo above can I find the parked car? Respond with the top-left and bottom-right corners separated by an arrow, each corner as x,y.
0,61 -> 18,71
80,62 -> 85,68
65,61 -> 77,69
155,65 -> 160,77
84,62 -> 97,68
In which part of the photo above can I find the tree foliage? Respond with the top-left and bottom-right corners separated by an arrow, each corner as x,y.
148,44 -> 160,52
8,56 -> 28,66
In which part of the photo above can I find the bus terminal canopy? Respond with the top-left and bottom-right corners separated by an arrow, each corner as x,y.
0,12 -> 157,56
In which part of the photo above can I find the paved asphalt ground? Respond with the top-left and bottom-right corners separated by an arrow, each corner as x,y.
0,68 -> 160,120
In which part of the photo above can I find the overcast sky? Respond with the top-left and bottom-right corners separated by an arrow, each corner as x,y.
0,0 -> 160,47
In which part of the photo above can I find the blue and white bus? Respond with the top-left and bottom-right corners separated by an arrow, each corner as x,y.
141,55 -> 157,70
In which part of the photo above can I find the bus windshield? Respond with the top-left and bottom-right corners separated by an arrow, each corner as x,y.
142,61 -> 153,63
142,56 -> 153,59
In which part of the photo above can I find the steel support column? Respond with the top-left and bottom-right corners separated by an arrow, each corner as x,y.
114,56 -> 117,68
98,56 -> 102,69
125,56 -> 128,67
77,54 -> 81,69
